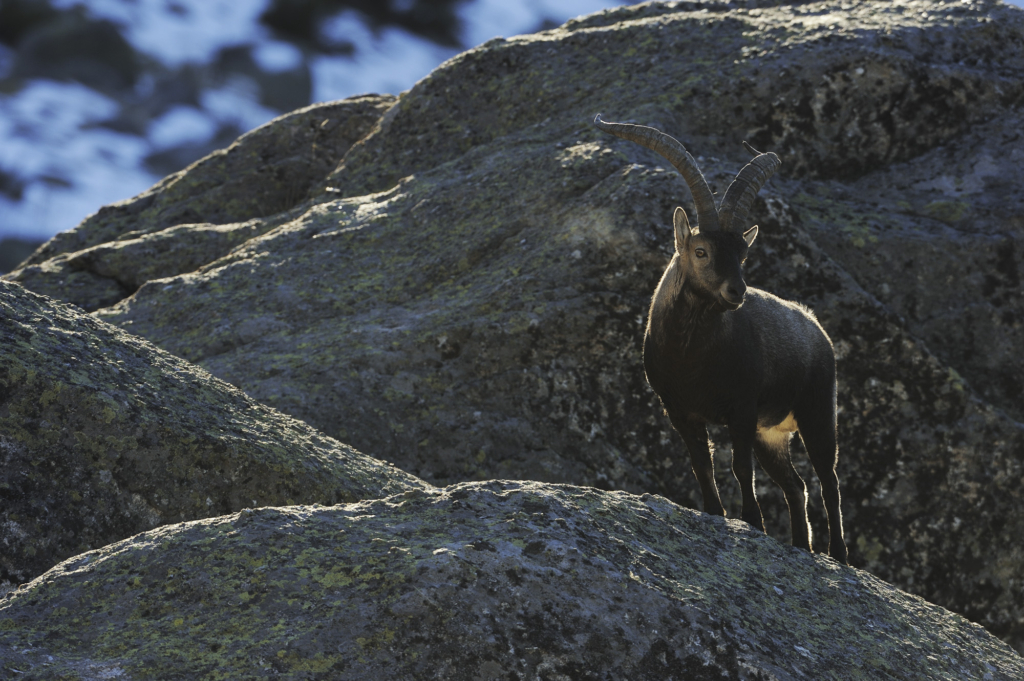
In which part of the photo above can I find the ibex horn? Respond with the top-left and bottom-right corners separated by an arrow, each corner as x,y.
593,114 -> 721,233
718,141 -> 781,234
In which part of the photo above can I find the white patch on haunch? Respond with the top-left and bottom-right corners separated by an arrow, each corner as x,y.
758,412 -> 797,450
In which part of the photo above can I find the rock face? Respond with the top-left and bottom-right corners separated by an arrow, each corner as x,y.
8,94 -> 395,311
2,482 -> 1022,680
4,0 -> 1024,654
0,281 -> 428,587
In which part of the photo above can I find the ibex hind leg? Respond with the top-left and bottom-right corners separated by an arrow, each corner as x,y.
753,428 -> 811,552
794,397 -> 848,564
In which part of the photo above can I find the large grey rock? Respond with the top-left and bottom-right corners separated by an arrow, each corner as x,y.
4,0 -> 1024,653
2,482 -> 1021,680
0,280 -> 428,587
791,111 -> 1024,420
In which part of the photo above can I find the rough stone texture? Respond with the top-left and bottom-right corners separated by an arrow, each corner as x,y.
789,111 -> 1024,422
2,482 -> 1022,680
0,280 -> 428,587
8,94 -> 396,311
4,0 -> 1024,653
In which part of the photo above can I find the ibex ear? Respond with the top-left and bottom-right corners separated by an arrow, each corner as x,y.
673,206 -> 696,252
743,224 -> 758,247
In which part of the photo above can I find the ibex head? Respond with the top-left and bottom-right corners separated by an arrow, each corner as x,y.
593,114 -> 780,310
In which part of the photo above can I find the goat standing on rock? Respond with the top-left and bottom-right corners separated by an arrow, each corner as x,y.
594,115 -> 848,564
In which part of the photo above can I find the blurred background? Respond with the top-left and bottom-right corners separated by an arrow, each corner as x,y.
0,0 -> 629,272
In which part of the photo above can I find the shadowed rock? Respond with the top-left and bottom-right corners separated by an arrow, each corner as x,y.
4,0 -> 1024,653
0,280 -> 428,587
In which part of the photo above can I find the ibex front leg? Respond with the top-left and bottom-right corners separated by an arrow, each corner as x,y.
729,419 -> 766,532
672,418 -> 726,517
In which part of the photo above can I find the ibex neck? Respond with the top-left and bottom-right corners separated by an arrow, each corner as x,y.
646,258 -> 720,351
651,254 -> 716,323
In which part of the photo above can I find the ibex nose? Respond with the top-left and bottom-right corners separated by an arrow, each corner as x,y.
721,281 -> 746,307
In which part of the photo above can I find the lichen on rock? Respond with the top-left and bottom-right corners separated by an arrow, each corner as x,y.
0,280 -> 428,587
2,482 -> 1021,679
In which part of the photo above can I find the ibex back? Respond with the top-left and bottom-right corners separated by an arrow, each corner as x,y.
594,114 -> 847,564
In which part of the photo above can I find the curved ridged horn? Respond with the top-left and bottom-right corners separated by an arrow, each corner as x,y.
593,114 -> 721,232
718,141 -> 781,233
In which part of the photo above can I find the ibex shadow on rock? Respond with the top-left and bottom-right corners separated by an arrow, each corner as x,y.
595,115 -> 847,564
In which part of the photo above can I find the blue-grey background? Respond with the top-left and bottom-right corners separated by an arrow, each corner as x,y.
0,0 -> 1020,269
0,0 -> 627,269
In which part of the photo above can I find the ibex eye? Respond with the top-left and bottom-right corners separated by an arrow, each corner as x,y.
695,248 -> 707,258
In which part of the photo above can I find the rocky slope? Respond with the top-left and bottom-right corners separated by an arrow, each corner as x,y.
2,482 -> 1022,680
8,94 -> 395,310
4,0 -> 1024,654
0,280 -> 428,587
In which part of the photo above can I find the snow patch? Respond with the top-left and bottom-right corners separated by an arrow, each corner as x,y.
200,78 -> 280,133
252,40 -> 305,73
313,11 -> 457,102
147,105 -> 218,151
52,0 -> 272,67
0,81 -> 156,239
